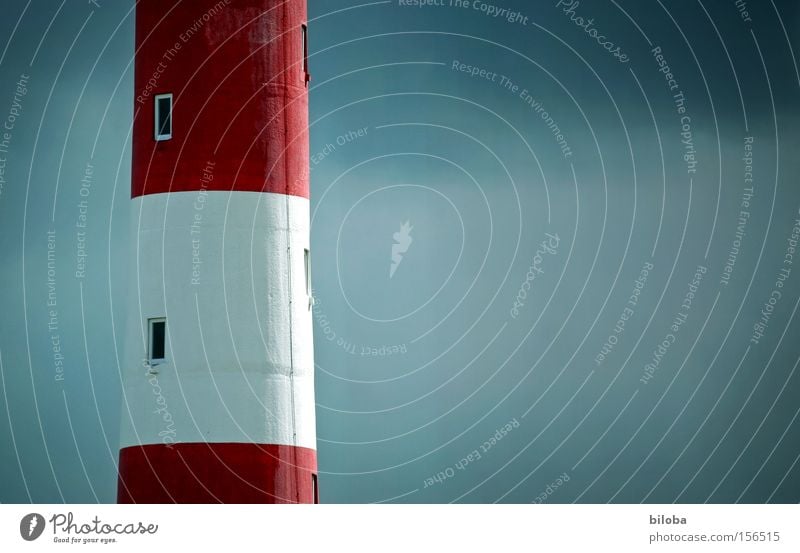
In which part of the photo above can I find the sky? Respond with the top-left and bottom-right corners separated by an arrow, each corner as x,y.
1,0 -> 800,503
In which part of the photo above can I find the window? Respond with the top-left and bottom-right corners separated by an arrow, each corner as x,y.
154,93 -> 173,141
312,473 -> 319,504
301,24 -> 309,84
304,248 -> 311,296
148,318 -> 166,364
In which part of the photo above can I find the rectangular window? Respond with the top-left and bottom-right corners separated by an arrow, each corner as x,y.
301,24 -> 309,84
312,473 -> 319,504
148,318 -> 166,363
304,248 -> 311,296
154,93 -> 173,141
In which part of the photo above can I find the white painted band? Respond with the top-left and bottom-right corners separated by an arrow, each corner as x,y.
120,191 -> 316,450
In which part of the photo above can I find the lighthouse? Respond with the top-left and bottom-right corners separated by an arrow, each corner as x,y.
117,0 -> 317,503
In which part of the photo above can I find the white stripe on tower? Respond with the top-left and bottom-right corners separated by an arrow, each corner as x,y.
121,192 -> 315,450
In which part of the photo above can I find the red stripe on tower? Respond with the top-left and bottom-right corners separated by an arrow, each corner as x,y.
131,0 -> 310,199
118,0 -> 317,504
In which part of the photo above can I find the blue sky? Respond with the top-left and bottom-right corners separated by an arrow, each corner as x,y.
1,0 -> 800,503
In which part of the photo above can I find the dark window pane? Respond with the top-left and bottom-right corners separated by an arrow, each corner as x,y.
151,320 -> 165,360
157,96 -> 171,137
304,248 -> 310,295
312,473 -> 319,504
302,25 -> 308,82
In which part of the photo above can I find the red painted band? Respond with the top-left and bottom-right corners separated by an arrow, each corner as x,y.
132,0 -> 309,199
117,443 -> 318,504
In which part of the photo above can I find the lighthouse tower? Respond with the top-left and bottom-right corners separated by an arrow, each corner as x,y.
117,0 -> 317,503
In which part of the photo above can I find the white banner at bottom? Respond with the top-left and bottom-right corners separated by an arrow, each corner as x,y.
1,504 -> 797,552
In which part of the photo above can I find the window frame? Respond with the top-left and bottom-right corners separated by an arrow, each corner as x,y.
301,24 -> 309,85
154,93 -> 173,141
312,473 -> 319,504
304,248 -> 311,297
148,317 -> 167,365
